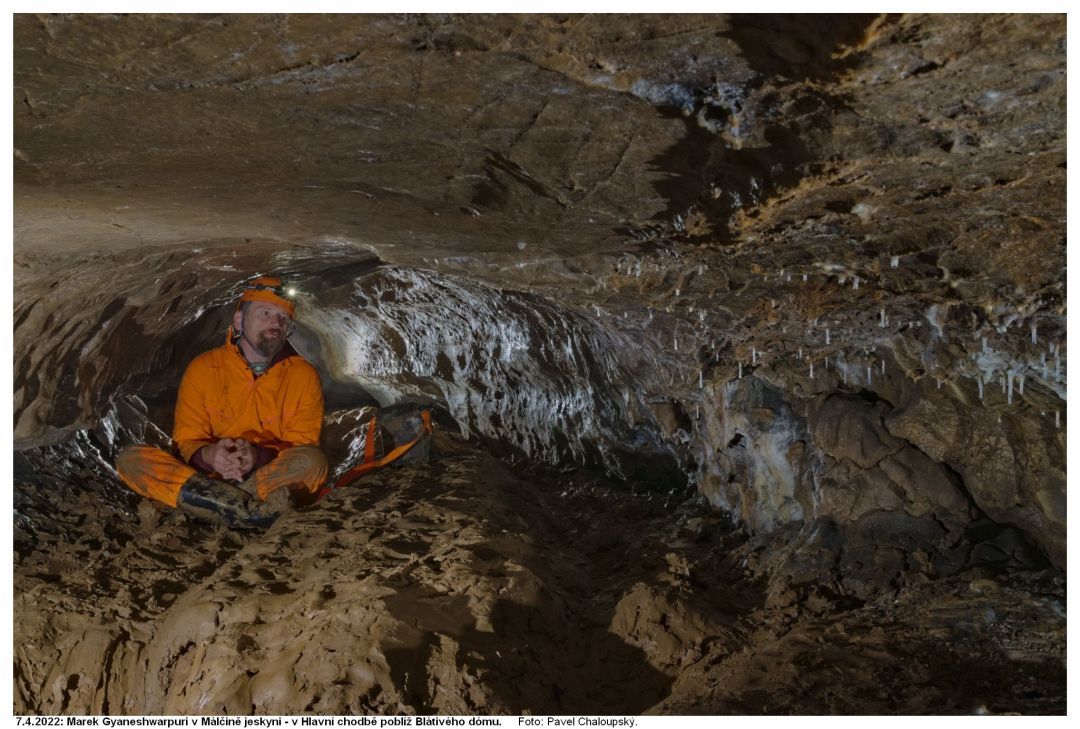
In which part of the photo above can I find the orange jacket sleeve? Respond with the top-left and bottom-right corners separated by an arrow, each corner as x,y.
173,356 -> 215,463
280,362 -> 324,448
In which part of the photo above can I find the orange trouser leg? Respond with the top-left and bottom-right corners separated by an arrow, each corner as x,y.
116,445 -> 197,508
244,446 -> 328,501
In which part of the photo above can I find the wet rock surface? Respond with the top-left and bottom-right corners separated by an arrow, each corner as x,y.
13,13 -> 1066,714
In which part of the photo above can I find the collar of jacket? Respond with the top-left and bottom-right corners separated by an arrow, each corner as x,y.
225,326 -> 299,372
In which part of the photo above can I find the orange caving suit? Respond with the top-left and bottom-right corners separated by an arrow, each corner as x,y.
117,329 -> 327,507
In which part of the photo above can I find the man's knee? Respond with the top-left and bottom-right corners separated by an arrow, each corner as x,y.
116,445 -> 157,478
116,446 -> 137,476
115,445 -> 192,507
249,445 -> 328,500
282,445 -> 328,477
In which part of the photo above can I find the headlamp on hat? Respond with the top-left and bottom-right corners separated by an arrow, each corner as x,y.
237,275 -> 297,318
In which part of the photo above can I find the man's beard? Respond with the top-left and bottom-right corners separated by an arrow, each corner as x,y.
252,330 -> 286,359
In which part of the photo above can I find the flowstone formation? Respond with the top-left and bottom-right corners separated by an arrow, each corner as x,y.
14,14 -> 1065,714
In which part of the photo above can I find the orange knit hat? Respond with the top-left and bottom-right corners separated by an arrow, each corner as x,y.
237,275 -> 296,318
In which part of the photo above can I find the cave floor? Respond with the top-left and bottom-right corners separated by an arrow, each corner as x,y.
14,430 -> 1065,715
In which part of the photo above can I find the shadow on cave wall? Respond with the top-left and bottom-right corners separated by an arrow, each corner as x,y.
636,14 -> 884,243
722,14 -> 883,82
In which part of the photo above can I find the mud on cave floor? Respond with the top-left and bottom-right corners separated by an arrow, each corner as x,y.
13,430 -> 1066,715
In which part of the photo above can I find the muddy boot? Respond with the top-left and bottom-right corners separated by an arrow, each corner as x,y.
251,485 -> 293,522
137,499 -> 166,532
177,474 -> 277,530
236,470 -> 299,515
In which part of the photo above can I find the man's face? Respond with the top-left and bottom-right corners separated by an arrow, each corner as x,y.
236,301 -> 292,359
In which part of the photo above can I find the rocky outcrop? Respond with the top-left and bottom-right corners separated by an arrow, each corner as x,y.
885,395 -> 1066,566
811,394 -> 970,524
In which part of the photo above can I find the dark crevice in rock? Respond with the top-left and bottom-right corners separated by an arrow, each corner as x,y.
722,14 -> 885,83
646,106 -> 821,243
